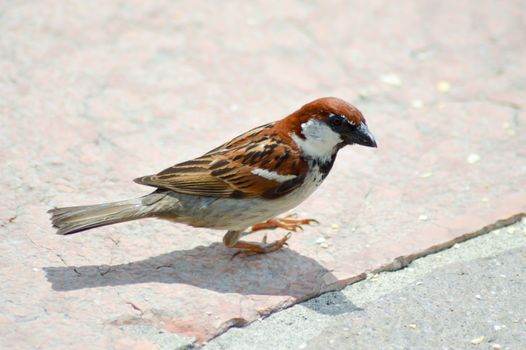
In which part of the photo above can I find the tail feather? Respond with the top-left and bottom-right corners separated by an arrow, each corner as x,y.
48,195 -> 161,235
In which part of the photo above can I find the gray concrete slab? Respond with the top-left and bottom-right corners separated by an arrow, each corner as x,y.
205,218 -> 526,350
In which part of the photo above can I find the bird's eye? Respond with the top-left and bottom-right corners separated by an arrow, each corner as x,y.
329,115 -> 344,127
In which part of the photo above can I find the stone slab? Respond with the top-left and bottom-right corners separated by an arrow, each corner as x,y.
1,0 -> 525,348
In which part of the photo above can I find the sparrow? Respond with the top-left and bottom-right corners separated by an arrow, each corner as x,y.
49,97 -> 377,256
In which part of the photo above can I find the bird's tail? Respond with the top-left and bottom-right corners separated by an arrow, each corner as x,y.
48,192 -> 167,235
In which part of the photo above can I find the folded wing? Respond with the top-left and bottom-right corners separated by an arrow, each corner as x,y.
134,130 -> 307,199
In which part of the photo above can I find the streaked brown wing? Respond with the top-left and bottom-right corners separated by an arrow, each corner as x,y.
134,155 -> 234,197
204,122 -> 274,154
134,135 -> 307,199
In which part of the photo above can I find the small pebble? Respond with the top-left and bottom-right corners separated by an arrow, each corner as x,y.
370,273 -> 380,280
315,237 -> 326,244
420,171 -> 433,178
470,336 -> 485,345
412,48 -> 434,60
331,223 -> 339,230
491,344 -> 502,350
467,153 -> 481,164
418,215 -> 428,221
416,281 -> 423,286
381,74 -> 402,87
411,99 -> 424,108
358,90 -> 369,99
320,243 -> 329,249
299,343 -> 307,349
475,294 -> 482,300
407,324 -> 417,329
506,227 -> 516,234
437,81 -> 451,93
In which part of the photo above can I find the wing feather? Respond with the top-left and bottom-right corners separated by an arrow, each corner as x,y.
134,127 -> 307,199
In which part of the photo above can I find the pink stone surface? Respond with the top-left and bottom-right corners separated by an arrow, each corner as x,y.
1,0 -> 525,348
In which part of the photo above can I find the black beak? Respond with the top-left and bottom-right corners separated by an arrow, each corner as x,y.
346,123 -> 377,148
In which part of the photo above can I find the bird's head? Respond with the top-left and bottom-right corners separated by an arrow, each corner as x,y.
281,97 -> 377,161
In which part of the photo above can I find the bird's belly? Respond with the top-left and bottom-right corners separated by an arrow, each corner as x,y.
160,170 -> 324,231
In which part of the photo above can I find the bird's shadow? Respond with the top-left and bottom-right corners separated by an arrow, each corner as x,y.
44,242 -> 335,298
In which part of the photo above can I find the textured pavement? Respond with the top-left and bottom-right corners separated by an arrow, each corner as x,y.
1,0 -> 525,349
206,219 -> 526,350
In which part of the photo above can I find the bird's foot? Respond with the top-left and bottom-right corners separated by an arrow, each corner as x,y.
231,233 -> 292,258
251,214 -> 318,232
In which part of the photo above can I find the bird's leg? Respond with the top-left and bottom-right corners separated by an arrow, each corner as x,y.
223,230 -> 291,258
230,233 -> 292,258
251,214 -> 318,232
223,230 -> 243,248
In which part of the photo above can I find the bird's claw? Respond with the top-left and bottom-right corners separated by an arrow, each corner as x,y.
231,232 -> 291,259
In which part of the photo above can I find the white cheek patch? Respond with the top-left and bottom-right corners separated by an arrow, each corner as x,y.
251,168 -> 297,182
291,120 -> 341,162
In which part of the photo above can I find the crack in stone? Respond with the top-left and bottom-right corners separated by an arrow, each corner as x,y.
26,235 -> 53,252
125,301 -> 144,314
363,185 -> 375,202
113,289 -> 145,318
485,98 -> 522,112
55,253 -> 81,276
480,98 -> 522,126
98,265 -> 112,276
107,236 -> 120,246
451,97 -> 522,122
56,253 -> 68,266
155,264 -> 174,270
